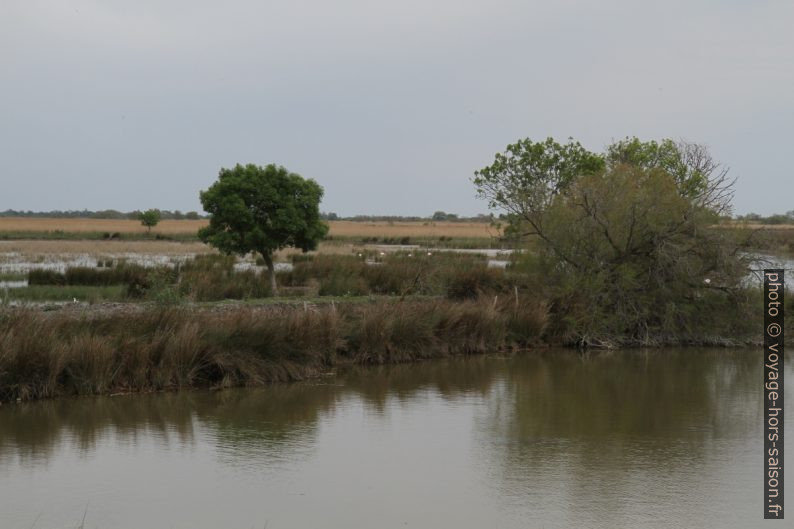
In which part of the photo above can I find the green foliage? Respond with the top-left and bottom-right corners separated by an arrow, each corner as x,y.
511,164 -> 750,345
473,137 -> 605,224
736,211 -> 794,225
432,211 -> 458,221
475,134 -> 748,345
28,264 -> 150,288
6,285 -> 126,303
444,266 -> 504,300
198,163 -> 328,259
198,163 -> 328,295
605,137 -> 710,201
138,209 -> 161,232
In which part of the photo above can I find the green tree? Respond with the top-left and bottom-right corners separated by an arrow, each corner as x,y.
198,163 -> 328,295
605,137 -> 733,212
473,136 -> 605,247
431,211 -> 458,221
138,209 -> 161,233
476,137 -> 750,345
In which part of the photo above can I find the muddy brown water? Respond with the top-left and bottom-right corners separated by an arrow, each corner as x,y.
0,348 -> 789,528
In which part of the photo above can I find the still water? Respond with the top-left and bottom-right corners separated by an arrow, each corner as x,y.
0,348 -> 789,528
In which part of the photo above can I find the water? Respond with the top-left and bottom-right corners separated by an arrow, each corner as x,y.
0,348 -> 789,528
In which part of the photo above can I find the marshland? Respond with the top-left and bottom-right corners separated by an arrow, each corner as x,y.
3,218 -> 790,403
2,184 -> 793,529
3,13 -> 794,525
3,139 -> 794,528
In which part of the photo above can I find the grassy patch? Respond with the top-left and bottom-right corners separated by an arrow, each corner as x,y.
4,285 -> 126,303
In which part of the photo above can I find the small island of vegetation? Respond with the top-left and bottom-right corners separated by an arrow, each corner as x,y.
0,136 -> 790,403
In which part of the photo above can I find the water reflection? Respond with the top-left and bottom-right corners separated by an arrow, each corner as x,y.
0,349 -> 786,529
472,350 -> 767,528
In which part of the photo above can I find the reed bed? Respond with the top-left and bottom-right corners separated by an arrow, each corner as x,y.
280,253 -> 509,299
0,298 -> 548,402
21,253 -> 515,302
3,285 -> 126,303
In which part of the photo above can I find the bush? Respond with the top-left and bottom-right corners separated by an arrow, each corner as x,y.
28,269 -> 66,286
178,255 -> 271,301
444,266 -> 504,300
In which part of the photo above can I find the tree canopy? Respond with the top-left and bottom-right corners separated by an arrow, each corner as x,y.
475,136 -> 751,345
473,137 -> 605,218
198,163 -> 328,295
605,137 -> 733,211
138,209 -> 161,233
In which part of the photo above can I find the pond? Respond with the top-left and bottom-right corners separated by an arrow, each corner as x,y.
0,348 -> 788,528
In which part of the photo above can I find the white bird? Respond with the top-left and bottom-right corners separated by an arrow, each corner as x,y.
427,252 -> 433,256
73,298 -> 78,303
704,278 -> 711,284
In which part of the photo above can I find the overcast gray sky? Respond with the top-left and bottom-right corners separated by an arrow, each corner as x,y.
1,0 -> 792,216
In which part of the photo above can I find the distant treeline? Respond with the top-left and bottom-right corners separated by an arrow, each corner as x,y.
0,209 -> 205,220
4,208 -> 792,224
734,211 -> 794,225
0,209 -> 493,222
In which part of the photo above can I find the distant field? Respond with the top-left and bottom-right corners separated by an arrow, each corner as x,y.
0,218 -> 205,234
328,220 -> 498,238
0,218 -> 499,238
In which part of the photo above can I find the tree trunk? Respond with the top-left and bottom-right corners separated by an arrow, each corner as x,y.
262,251 -> 278,296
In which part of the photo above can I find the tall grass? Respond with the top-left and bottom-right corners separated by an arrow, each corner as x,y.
29,264 -> 150,287
279,253 -> 510,299
25,256 -> 271,301
0,298 -> 548,402
5,285 -> 127,303
176,255 -> 271,301
20,253 -> 514,304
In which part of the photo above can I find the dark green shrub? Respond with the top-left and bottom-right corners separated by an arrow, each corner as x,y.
444,267 -> 505,300
28,269 -> 66,285
177,255 -> 271,301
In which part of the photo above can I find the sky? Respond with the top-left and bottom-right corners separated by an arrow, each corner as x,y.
1,0 -> 792,217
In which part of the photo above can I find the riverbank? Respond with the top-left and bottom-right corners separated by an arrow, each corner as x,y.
1,247 -> 787,403
2,289 -> 781,403
0,297 -> 549,402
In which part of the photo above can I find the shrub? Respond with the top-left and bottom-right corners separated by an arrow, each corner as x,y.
444,266 -> 504,300
28,269 -> 66,286
178,255 -> 271,301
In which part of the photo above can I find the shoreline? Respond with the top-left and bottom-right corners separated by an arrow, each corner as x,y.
0,297 -> 770,404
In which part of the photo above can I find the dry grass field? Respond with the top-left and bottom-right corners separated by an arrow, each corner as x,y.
0,218 -> 205,234
328,220 -> 498,238
0,217 -> 500,238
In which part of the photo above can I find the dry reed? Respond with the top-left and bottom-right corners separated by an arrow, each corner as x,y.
0,298 -> 548,402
